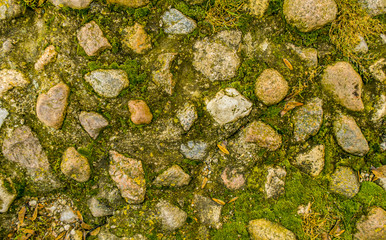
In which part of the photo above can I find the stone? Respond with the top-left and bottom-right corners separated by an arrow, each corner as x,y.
87,197 -> 114,217
0,69 -> 29,97
77,21 -> 112,56
0,175 -> 16,213
287,43 -> 318,67
36,83 -> 70,129
213,30 -> 242,50
333,113 -> 369,156
0,107 -> 8,129
34,45 -> 57,71
176,102 -> 197,131
61,147 -> 91,182
79,111 -> 109,139
322,62 -> 364,111
84,69 -> 129,98
248,219 -> 296,240
221,167 -> 245,190
156,201 -> 187,231
0,0 -> 24,20
255,69 -> 289,106
355,207 -> 386,240
265,166 -> 286,199
152,53 -> 177,95
374,166 -> 386,191
109,151 -> 146,204
353,35 -> 369,54
245,121 -> 282,151
293,98 -> 323,142
122,23 -> 152,54
283,0 -> 338,32
369,58 -> 386,83
359,0 -> 386,16
60,207 -> 79,223
128,100 -> 153,125
193,194 -> 222,229
180,141 -> 208,160
1,39 -> 13,53
372,94 -> 386,123
153,165 -> 191,187
294,145 -> 325,177
244,0 -> 270,18
330,166 -> 360,198
106,0 -> 149,8
49,0 -> 93,9
206,88 -> 252,125
161,8 -> 197,35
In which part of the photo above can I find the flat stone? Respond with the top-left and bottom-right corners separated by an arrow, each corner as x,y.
248,219 -> 296,240
369,58 -> 386,83
206,88 -> 252,125
176,102 -> 198,131
84,69 -> 129,98
122,23 -> 152,54
359,0 -> 386,16
34,45 -> 57,71
283,0 -> 338,32
77,21 -> 112,56
372,94 -> 386,123
49,0 -> 93,9
153,165 -> 191,187
0,69 -> 29,97
245,121 -> 282,151
180,141 -> 208,160
106,0 -> 149,8
321,62 -> 364,111
0,107 -> 8,129
0,0 -> 24,20
79,111 -> 109,139
109,151 -> 146,204
152,53 -> 177,95
161,8 -> 197,35
193,194 -> 222,229
87,197 -> 114,217
355,207 -> 386,240
333,113 -> 369,156
294,145 -> 325,177
0,175 -> 16,213
255,69 -> 289,106
61,147 -> 91,182
36,83 -> 69,129
221,167 -> 245,190
265,166 -> 286,199
330,166 -> 360,198
293,98 -> 323,142
156,201 -> 187,231
128,100 -> 153,125
244,0 -> 270,18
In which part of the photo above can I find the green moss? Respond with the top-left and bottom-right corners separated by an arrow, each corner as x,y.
354,182 -> 386,209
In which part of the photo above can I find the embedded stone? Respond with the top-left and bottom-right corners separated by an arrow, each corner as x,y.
244,0 -> 270,18
372,94 -> 386,123
61,147 -> 91,182
255,69 -> 289,106
294,145 -> 325,177
87,197 -> 114,217
161,8 -> 197,35
369,58 -> 386,83
0,69 -> 29,97
106,0 -> 149,8
180,141 -> 208,160
353,35 -> 369,54
265,166 -> 286,199
355,207 -> 386,240
156,201 -> 187,231
193,194 -> 222,229
359,0 -> 386,16
0,0 -> 24,20
0,107 -> 8,129
0,175 -> 16,213
153,165 -> 191,187
77,21 -> 112,56
221,167 -> 245,190
152,53 -> 177,95
288,43 -> 318,67
128,100 -> 153,125
122,23 -> 152,54
248,219 -> 296,240
49,0 -> 93,9
84,69 -> 129,98
79,111 -> 109,139
34,45 -> 57,71
213,30 -> 242,50
245,121 -> 282,151
330,166 -> 360,198
176,102 -> 198,132
293,98 -> 323,142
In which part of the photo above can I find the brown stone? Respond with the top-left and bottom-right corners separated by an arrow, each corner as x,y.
122,23 -> 152,54
255,69 -> 289,105
245,121 -> 282,151
128,100 -> 153,125
77,21 -> 112,56
106,0 -> 149,8
221,167 -> 245,190
34,45 -> 57,71
153,165 -> 191,187
61,147 -> 91,182
79,111 -> 109,139
355,207 -> 386,240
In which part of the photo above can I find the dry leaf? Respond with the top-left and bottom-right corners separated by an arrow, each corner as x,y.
18,206 -> 26,225
201,177 -> 208,189
81,222 -> 92,230
227,197 -> 239,203
30,204 -> 38,221
280,101 -> 303,117
75,210 -> 83,222
283,58 -> 293,70
89,227 -> 101,236
55,231 -> 66,240
22,229 -> 35,234
217,144 -> 229,155
212,198 -> 226,205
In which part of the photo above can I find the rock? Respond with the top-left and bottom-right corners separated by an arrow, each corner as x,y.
255,69 -> 289,106
0,0 -> 24,20
248,219 -> 296,240
193,194 -> 222,229
283,0 -> 338,32
1,39 -> 13,53
0,69 -> 29,97
109,151 -> 146,204
321,62 -> 364,111
180,141 -> 208,160
61,147 -> 91,182
106,0 -> 149,8
293,98 -> 323,142
244,0 -> 270,18
79,111 -> 109,139
355,207 -> 386,240
287,43 -> 318,67
84,69 -> 129,98
372,94 -> 386,123
245,121 -> 282,151
156,201 -> 187,231
206,88 -> 252,125
49,0 -> 93,9
0,107 -> 8,129
77,21 -> 112,56
265,166 -> 286,199
36,82 -> 70,129
333,113 -> 369,156
221,167 -> 245,190
353,35 -> 369,54
374,166 -> 386,190
87,197 -> 114,217
294,145 -> 325,177
213,30 -> 242,50
359,0 -> 386,16
122,23 -> 152,54
369,58 -> 386,83
34,45 -> 57,71
161,8 -> 197,35
330,166 -> 360,198
128,100 -> 153,125
153,165 -> 191,187
152,53 -> 177,95
0,175 -> 16,213
176,102 -> 198,131
60,207 -> 79,223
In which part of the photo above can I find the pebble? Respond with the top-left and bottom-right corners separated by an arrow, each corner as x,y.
359,0 -> 386,16
355,207 -> 386,239
369,58 -> 386,83
180,140 -> 208,160
77,21 -> 112,56
0,69 -> 29,97
156,201 -> 187,231
193,194 -> 222,229
294,145 -> 325,177
49,0 -> 93,9
292,98 -> 323,142
79,111 -> 109,139
265,166 -> 286,199
122,23 -> 152,54
245,121 -> 282,151
0,175 -> 16,213
34,45 -> 57,71
244,0 -> 270,18
87,197 -> 114,217
255,69 -> 289,106
61,147 -> 91,182
248,219 -> 296,240
161,8 -> 197,35
176,102 -> 198,131
372,94 -> 386,123
0,107 -> 9,129
106,0 -> 149,7
0,0 -> 24,20
60,207 -> 78,223
330,166 -> 360,198
128,100 -> 153,124
84,69 -> 129,98
153,165 -> 191,187
152,53 -> 177,95
221,167 -> 245,190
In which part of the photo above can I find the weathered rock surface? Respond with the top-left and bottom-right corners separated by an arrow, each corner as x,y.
193,194 -> 222,229
0,69 -> 29,97
77,21 -> 112,56
265,166 -> 286,199
355,207 -> 386,240
369,58 -> 386,83
353,35 -> 369,54
293,98 -> 323,142
161,9 -> 197,35
244,0 -> 270,18
0,107 -> 8,129
372,94 -> 386,123
153,165 -> 191,187
0,175 -> 16,213
180,141 -> 208,160
79,111 -> 109,139
294,145 -> 325,177
49,0 -> 93,9
214,30 -> 242,50
176,102 -> 197,131
245,121 -> 282,151
128,100 -> 153,125
255,69 -> 289,106
330,166 -> 360,198
35,45 -> 57,71
84,69 -> 129,98
61,147 -> 91,182
36,82 -> 69,129
287,43 -> 318,67
106,0 -> 149,8
0,0 -> 24,20
359,0 -> 386,16
221,167 -> 245,190
122,23 -> 152,54
248,219 -> 296,240
152,53 -> 177,95
156,201 -> 187,231
87,197 -> 114,217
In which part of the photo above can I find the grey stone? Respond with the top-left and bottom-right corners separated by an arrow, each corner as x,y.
294,145 -> 325,177
265,166 -> 286,199
0,69 -> 29,97
213,30 -> 242,50
152,53 -> 177,95
61,147 -> 91,182
359,0 -> 386,16
372,94 -> 386,123
255,69 -> 289,106
156,201 -> 187,231
77,21 -> 112,56
293,98 -> 323,142
244,0 -> 270,18
153,165 -> 191,187
0,107 -> 8,129
1,39 -> 13,53
176,102 -> 197,131
369,58 -> 386,83
79,111 -> 109,139
60,207 -> 79,223
245,121 -> 282,151
248,219 -> 296,240
84,69 -> 129,98
355,207 -> 386,240
0,175 -> 16,213
330,166 -> 360,198
161,8 -> 197,35
87,197 -> 114,217
49,0 -> 93,9
353,35 -> 369,54
193,194 -> 222,229
180,141 -> 208,160
0,0 -> 24,20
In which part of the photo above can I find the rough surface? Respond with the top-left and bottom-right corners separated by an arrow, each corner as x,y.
35,45 -> 57,71
87,197 -> 114,217
245,121 -> 282,151
294,145 -> 325,177
61,147 -> 91,182
248,219 -> 297,240
106,0 -> 149,8
79,111 -> 109,139
0,107 -> 8,129
49,0 -> 93,9
255,69 -> 289,106
161,9 -> 197,35
265,166 -> 287,199
369,58 -> 386,82
152,53 -> 177,95
122,23 -> 152,54
0,69 -> 29,97
244,0 -> 270,18
221,167 -> 245,190
330,166 -> 360,198
153,165 -> 191,187
176,102 -> 197,131
293,98 -> 323,142
180,141 -> 208,160
156,201 -> 187,231
193,194 -> 223,229
359,0 -> 386,16
288,43 -> 318,67
0,175 -> 16,213
354,207 -> 386,240
0,0 -> 23,20
84,69 -> 129,98
77,21 -> 112,56
372,94 -> 386,123
128,100 -> 153,125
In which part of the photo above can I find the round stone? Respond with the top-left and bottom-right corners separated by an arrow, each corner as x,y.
128,100 -> 153,125
255,69 -> 289,106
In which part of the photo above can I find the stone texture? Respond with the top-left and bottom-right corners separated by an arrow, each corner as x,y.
353,35 -> 369,54
0,107 -> 8,129
34,45 -> 57,71
152,53 -> 177,95
61,147 -> 91,182
244,0 -> 270,18
321,62 -> 364,111
156,201 -> 187,231
265,166 -> 286,199
283,0 -> 338,32
293,98 -> 323,142
49,0 -> 93,9
372,94 -> 386,123
87,197 -> 114,217
106,0 -> 149,8
288,43 -> 318,67
0,69 -> 29,97
0,175 -> 16,213
36,83 -> 69,129
248,219 -> 296,240
161,8 -> 197,35
355,207 -> 386,240
180,141 -> 208,160
84,69 -> 129,98
109,151 -> 146,204
128,100 -> 153,125
221,167 -> 245,190
193,194 -> 222,229
333,113 -> 369,156
330,166 -> 360,198
294,145 -> 325,177
213,30 -> 242,50
77,21 -> 112,56
0,0 -> 23,20
79,111 -> 109,139
122,23 -> 152,54
255,69 -> 289,106
206,88 -> 252,125
245,121 -> 282,151
176,102 -> 197,131
153,165 -> 191,187
359,0 -> 386,16
369,58 -> 386,83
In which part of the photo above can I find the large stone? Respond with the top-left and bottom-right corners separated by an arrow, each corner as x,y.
152,53 -> 177,95
283,0 -> 338,32
156,201 -> 187,231
79,111 -> 109,139
330,166 -> 360,198
176,102 -> 197,131
355,207 -> 386,240
36,82 -> 70,129
153,165 -> 191,187
61,147 -> 91,182
293,98 -> 323,142
87,197 -> 114,217
221,167 -> 245,190
206,88 -> 252,125
245,121 -> 282,151
49,0 -> 93,9
34,45 -> 57,71
265,166 -> 286,199
244,0 -> 270,18
193,194 -> 222,229
128,100 -> 153,125
109,151 -> 146,204
333,113 -> 369,156
369,58 -> 386,83
255,69 -> 289,106
161,8 -> 197,35
106,0 -> 149,8
294,145 -> 325,177
321,62 -> 364,111
180,141 -> 208,160
122,23 -> 152,54
0,175 -> 16,213
0,0 -> 24,20
0,69 -> 29,97
77,21 -> 112,56
359,0 -> 386,16
84,69 -> 129,98
248,219 -> 296,240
